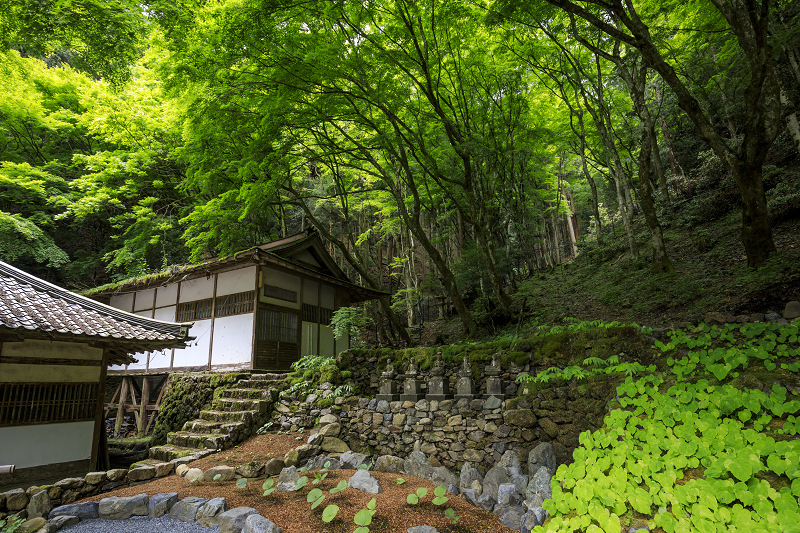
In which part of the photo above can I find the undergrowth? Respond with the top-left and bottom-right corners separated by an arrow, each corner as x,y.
537,321 -> 800,533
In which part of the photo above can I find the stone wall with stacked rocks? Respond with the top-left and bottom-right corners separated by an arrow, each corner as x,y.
270,374 -> 619,473
0,451 -> 212,525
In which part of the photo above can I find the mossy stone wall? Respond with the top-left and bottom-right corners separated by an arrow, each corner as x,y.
150,372 -> 247,445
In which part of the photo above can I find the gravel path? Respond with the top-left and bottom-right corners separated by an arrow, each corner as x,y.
59,515 -> 218,533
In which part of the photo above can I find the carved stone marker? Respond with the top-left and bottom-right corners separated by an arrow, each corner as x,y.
484,353 -> 504,400
376,362 -> 398,402
425,353 -> 451,401
454,355 -> 474,401
399,360 -> 422,402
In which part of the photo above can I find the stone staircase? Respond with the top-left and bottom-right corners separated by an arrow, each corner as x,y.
147,372 -> 287,463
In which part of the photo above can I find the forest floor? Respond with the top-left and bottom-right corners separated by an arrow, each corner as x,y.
75,433 -> 516,533
473,213 -> 800,339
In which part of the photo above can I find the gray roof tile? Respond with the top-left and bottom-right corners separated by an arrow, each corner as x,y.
0,261 -> 191,351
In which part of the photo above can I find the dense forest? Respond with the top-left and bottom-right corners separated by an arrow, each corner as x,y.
1,0 -> 799,338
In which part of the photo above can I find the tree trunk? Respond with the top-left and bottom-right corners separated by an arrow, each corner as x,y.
637,126 -> 674,273
731,163 -> 777,266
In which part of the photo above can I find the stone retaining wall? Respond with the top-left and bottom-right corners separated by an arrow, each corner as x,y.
272,375 -> 619,472
0,451 -> 211,524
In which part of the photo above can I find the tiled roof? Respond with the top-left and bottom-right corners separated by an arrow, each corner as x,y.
0,261 -> 192,360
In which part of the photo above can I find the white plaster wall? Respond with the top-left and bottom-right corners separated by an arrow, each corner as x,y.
155,284 -> 179,308
303,280 -> 319,305
0,422 -> 94,468
211,314 -> 254,366
320,325 -> 335,358
134,289 -> 156,312
217,266 -> 256,296
154,305 -> 177,323
179,276 -> 215,302
172,319 -> 212,368
109,292 -> 134,312
321,285 -> 335,309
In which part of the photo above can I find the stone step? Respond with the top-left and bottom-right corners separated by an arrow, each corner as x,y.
148,444 -> 203,462
129,458 -> 165,469
183,419 -> 247,435
249,373 -> 288,381
215,397 -> 269,414
167,431 -> 229,450
182,419 -> 223,433
237,379 -> 280,390
199,409 -> 257,424
220,388 -> 266,400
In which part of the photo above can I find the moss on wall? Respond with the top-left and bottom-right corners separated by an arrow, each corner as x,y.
150,372 -> 247,445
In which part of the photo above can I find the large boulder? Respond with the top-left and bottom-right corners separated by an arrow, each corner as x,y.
204,465 -> 236,482
26,490 -> 51,519
319,423 -> 341,437
45,516 -> 80,531
48,502 -> 99,520
526,467 -> 553,502
196,497 -> 228,527
284,444 -> 320,467
430,466 -> 458,492
459,462 -> 483,494
482,465 -> 513,503
321,437 -> 350,454
347,470 -> 383,494
98,494 -> 149,520
339,451 -> 371,469
374,455 -> 405,474
498,504 -> 526,530
528,443 -> 556,478
785,301 -> 800,320
148,493 -> 179,518
217,506 -> 259,533
244,514 -> 281,533
4,489 -> 28,511
276,466 -> 300,492
503,409 -> 537,428
169,497 -> 209,522
403,451 -> 434,480
265,458 -> 285,476
236,462 -> 265,479
185,468 -> 204,482
127,466 -> 156,482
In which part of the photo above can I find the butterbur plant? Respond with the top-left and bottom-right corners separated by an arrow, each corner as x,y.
431,485 -> 449,506
294,475 -> 309,491
406,487 -> 428,505
444,507 -> 460,524
330,480 -> 347,494
322,504 -> 339,523
236,478 -> 248,489
262,478 -> 276,496
307,487 -> 325,509
353,497 -> 377,533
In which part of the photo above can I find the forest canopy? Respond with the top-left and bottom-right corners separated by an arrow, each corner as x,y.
1,0 -> 798,337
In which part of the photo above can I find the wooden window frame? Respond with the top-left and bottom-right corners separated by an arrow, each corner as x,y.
177,298 -> 213,322
0,382 -> 99,427
215,290 -> 256,317
263,284 -> 298,303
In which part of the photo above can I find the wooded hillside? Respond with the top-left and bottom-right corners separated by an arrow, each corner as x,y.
1,0 -> 799,338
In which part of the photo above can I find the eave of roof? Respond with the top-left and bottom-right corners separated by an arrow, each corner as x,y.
0,261 -> 193,363
86,230 -> 388,302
